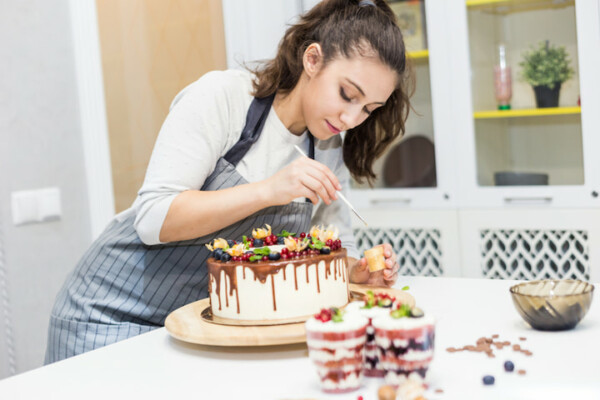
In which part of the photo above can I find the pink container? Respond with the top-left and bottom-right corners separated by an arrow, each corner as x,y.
372,314 -> 435,387
305,313 -> 368,393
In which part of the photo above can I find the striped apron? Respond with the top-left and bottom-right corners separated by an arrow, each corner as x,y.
45,94 -> 315,363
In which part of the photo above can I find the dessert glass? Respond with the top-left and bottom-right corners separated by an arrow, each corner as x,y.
305,311 -> 369,393
345,295 -> 395,377
372,312 -> 435,387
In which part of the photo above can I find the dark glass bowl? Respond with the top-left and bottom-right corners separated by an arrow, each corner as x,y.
510,279 -> 594,331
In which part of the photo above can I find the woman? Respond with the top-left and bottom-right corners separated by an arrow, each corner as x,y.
45,0 -> 412,363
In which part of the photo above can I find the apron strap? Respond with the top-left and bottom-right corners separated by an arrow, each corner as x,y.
223,93 -> 315,166
224,94 -> 275,166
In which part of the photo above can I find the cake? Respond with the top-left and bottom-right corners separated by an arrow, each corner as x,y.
372,305 -> 435,387
206,225 -> 349,322
305,308 -> 369,393
346,291 -> 398,377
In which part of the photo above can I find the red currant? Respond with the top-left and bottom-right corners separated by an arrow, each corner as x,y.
300,232 -> 306,238
281,248 -> 289,255
262,256 -> 268,261
326,239 -> 333,247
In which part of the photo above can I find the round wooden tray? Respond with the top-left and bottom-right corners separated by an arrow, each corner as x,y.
164,284 -> 416,347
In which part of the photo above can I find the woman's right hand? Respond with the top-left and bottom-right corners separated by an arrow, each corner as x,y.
263,156 -> 342,206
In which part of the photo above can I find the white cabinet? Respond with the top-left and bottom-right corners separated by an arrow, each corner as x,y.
221,0 -> 600,280
449,0 -> 600,209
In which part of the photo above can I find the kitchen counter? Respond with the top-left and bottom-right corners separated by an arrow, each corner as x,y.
1,276 -> 599,399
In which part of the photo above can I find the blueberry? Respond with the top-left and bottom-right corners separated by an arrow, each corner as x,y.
277,236 -> 285,244
254,239 -> 264,247
320,247 -> 331,255
504,361 -> 515,372
482,375 -> 495,385
221,253 -> 231,262
268,253 -> 281,261
213,249 -> 224,259
227,239 -> 235,247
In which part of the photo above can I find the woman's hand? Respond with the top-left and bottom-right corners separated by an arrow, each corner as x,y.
262,156 -> 342,206
349,243 -> 399,287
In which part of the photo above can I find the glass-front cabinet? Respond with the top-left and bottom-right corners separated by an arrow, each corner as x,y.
451,0 -> 600,208
349,0 -> 458,210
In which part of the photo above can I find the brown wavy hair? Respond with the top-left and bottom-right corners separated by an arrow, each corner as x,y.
251,0 -> 413,185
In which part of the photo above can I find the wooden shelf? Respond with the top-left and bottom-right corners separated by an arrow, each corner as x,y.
473,106 -> 581,119
408,50 -> 429,60
466,0 -> 574,14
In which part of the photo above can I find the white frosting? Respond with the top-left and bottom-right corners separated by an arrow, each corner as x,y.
372,314 -> 435,330
345,300 -> 393,320
210,256 -> 348,320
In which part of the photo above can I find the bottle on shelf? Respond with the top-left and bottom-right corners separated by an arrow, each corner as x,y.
494,43 -> 512,110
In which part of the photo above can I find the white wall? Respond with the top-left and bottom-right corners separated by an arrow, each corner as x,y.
222,0 -> 304,68
0,0 -> 94,378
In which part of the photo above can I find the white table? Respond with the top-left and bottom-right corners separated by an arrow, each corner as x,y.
1,276 -> 599,400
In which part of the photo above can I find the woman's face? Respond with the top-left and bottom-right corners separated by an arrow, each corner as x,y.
302,50 -> 397,141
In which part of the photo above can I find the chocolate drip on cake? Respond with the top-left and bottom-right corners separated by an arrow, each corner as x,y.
315,262 -> 320,293
208,249 -> 347,314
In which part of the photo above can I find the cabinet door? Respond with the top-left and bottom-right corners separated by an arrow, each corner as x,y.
450,0 -> 600,208
349,0 -> 458,211
351,209 -> 461,277
459,208 -> 600,281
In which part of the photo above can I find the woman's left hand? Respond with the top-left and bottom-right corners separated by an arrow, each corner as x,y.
349,243 -> 399,287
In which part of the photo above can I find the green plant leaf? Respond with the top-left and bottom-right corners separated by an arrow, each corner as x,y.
308,239 -> 326,250
277,230 -> 296,237
252,247 -> 271,256
519,41 -> 574,88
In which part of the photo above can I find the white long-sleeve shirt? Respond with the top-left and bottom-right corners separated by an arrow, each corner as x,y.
131,69 -> 358,258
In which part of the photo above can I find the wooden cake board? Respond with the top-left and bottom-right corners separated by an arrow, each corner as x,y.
164,284 -> 416,347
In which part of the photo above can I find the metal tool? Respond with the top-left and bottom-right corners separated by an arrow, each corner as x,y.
293,145 -> 368,226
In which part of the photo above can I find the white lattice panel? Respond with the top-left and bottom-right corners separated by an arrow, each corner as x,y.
353,228 -> 443,276
480,230 -> 589,280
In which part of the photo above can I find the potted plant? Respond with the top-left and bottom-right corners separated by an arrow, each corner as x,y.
519,41 -> 574,108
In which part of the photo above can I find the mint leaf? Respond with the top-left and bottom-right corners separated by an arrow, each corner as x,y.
249,255 -> 264,262
330,307 -> 344,323
252,247 -> 271,256
391,304 -> 412,319
402,286 -> 410,291
277,230 -> 296,237
308,239 -> 325,250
